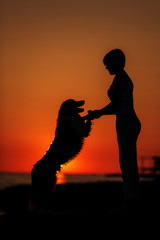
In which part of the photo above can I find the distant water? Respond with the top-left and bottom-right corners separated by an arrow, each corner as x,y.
0,172 -> 31,190
65,173 -> 122,183
0,172 -> 155,190
0,172 -> 124,190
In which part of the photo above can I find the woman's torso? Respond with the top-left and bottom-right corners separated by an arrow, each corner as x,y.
107,71 -> 141,135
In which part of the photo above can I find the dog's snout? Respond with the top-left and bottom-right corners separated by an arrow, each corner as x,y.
77,100 -> 85,107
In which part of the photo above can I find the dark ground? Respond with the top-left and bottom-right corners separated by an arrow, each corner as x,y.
0,179 -> 160,221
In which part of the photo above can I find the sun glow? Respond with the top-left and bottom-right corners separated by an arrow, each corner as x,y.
57,172 -> 65,184
1,0 -> 160,174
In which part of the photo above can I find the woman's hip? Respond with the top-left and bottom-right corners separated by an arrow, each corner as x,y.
116,115 -> 141,141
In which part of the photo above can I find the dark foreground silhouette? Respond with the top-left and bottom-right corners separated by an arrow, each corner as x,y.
0,179 -> 160,220
29,99 -> 92,213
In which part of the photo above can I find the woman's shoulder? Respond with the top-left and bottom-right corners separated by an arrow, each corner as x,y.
114,71 -> 133,88
114,71 -> 127,81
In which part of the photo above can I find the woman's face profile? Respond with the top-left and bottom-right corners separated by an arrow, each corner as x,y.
105,63 -> 116,75
103,49 -> 125,76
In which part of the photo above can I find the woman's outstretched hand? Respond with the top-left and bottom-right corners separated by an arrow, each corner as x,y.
82,110 -> 102,121
87,110 -> 102,120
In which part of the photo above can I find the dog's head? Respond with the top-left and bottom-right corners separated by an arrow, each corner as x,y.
59,99 -> 85,116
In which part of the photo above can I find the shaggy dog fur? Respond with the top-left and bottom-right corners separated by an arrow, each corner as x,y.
29,99 -> 91,212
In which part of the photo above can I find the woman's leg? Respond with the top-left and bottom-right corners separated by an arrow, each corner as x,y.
119,139 -> 139,201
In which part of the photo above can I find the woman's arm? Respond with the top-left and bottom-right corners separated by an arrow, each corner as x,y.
84,102 -> 116,120
100,102 -> 116,115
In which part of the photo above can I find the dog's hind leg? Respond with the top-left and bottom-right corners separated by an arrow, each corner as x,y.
29,163 -> 57,214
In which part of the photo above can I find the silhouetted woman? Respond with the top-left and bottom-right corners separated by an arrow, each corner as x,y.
88,49 -> 141,213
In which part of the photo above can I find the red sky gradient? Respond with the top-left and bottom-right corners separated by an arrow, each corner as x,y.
1,0 -> 160,174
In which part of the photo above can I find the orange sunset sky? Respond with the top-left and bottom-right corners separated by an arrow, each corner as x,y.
1,0 -> 160,174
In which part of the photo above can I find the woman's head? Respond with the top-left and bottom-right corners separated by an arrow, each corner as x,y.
103,49 -> 126,75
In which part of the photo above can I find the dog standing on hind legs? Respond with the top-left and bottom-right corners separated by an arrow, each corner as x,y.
29,99 -> 92,214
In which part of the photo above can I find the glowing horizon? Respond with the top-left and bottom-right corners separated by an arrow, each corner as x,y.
1,0 -> 160,174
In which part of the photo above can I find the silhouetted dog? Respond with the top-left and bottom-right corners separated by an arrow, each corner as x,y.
29,99 -> 91,213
